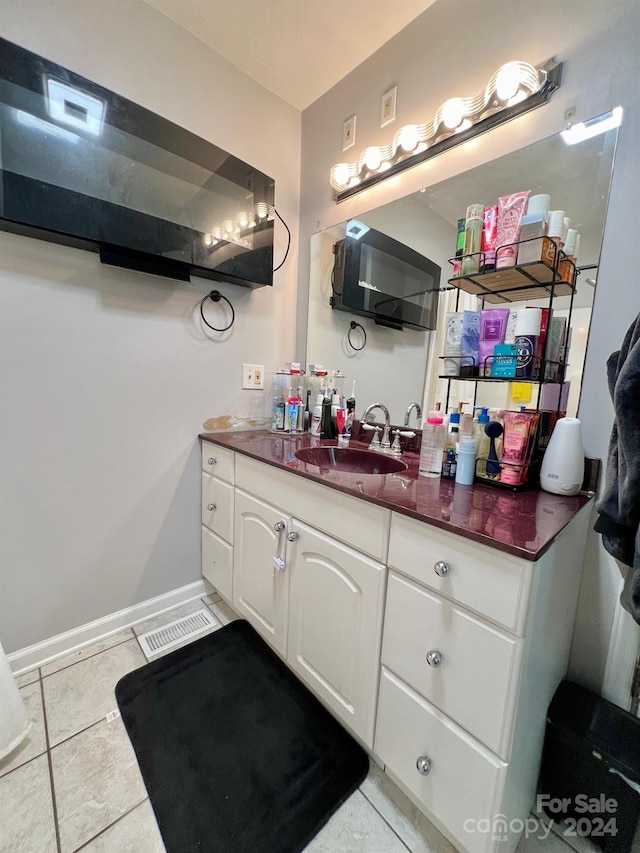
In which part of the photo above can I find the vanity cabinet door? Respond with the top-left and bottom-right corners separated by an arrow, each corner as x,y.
286,519 -> 386,748
233,490 -> 291,656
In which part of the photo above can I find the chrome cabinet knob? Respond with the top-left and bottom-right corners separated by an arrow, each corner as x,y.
434,560 -> 450,577
207,457 -> 216,465
416,755 -> 431,776
287,532 -> 299,542
207,503 -> 216,511
426,649 -> 443,668
274,521 -> 286,532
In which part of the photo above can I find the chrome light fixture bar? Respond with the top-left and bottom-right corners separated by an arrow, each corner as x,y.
330,59 -> 563,202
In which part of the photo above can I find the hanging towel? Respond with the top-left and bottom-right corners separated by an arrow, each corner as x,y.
0,639 -> 32,760
594,312 -> 640,624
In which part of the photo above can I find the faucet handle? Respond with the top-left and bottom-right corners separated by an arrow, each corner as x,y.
370,426 -> 382,451
391,430 -> 403,459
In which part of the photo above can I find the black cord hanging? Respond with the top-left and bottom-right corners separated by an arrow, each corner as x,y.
347,320 -> 367,351
199,290 -> 235,332
273,209 -> 291,272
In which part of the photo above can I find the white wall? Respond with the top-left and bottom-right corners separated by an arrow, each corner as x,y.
0,0 -> 301,652
299,0 -> 640,694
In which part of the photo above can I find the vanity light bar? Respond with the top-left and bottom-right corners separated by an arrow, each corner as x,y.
202,203 -> 275,250
330,59 -> 563,202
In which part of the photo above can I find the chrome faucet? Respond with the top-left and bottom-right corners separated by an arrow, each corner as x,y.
404,401 -> 422,426
362,402 -> 391,451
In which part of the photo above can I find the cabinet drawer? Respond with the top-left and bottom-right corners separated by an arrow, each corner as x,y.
375,668 -> 506,853
235,455 -> 390,562
201,473 -> 234,542
383,572 -> 520,758
201,525 -> 233,602
201,441 -> 235,483
388,512 -> 531,634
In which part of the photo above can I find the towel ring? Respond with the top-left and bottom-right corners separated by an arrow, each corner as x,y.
347,321 -> 366,352
200,290 -> 235,332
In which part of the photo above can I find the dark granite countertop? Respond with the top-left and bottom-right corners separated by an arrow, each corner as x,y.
200,430 -> 592,562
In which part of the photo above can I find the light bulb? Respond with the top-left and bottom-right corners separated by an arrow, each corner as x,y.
203,233 -> 213,247
212,227 -> 223,240
496,63 -> 521,101
363,147 -> 382,171
332,163 -> 351,188
442,98 -> 464,129
224,219 -> 234,234
255,202 -> 268,219
237,212 -> 249,229
398,125 -> 419,152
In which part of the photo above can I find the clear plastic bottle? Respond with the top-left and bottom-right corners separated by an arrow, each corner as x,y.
419,405 -> 445,478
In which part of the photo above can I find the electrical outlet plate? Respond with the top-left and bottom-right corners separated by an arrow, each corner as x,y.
381,86 -> 397,127
242,363 -> 265,390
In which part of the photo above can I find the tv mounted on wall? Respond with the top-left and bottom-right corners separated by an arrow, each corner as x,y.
0,37 -> 275,287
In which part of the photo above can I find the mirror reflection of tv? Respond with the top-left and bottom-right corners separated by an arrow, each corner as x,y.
331,219 -> 440,330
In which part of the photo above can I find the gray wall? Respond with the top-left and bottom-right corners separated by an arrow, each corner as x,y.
0,0 -> 301,653
299,0 -> 640,694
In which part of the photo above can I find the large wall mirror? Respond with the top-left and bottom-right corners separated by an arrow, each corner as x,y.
307,123 -> 618,426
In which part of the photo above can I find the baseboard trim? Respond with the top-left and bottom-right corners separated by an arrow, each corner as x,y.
8,579 -> 209,674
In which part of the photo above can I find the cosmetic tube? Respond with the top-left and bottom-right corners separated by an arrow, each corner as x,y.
461,204 -> 484,275
500,411 -> 540,486
479,308 -> 510,375
452,218 -> 466,276
481,205 -> 498,271
496,191 -> 530,269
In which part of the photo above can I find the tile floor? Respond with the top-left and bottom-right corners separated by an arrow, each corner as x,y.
1,593 -> 592,853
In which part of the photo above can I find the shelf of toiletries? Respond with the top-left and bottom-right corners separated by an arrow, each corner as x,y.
447,256 -> 576,304
447,193 -> 580,304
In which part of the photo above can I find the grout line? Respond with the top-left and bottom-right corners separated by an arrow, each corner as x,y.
40,633 -> 136,679
50,717 -> 109,751
40,677 -> 62,853
70,797 -> 150,852
359,786 -> 412,852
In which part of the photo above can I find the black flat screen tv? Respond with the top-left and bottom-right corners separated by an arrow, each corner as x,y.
0,37 -> 275,287
331,220 -> 440,330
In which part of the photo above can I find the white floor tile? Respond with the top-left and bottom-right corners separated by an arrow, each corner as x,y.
0,681 -> 47,778
206,598 -> 240,625
43,639 -> 145,746
51,717 -> 147,853
77,800 -> 165,852
360,761 -> 455,853
14,669 -> 39,689
41,629 -> 135,677
305,789 -> 409,852
201,592 -> 223,606
0,754 -> 56,853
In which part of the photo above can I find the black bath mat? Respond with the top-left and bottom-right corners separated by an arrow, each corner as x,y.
115,619 -> 368,853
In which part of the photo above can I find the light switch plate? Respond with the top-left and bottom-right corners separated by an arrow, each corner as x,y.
242,363 -> 265,390
343,115 -> 356,151
381,86 -> 397,127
